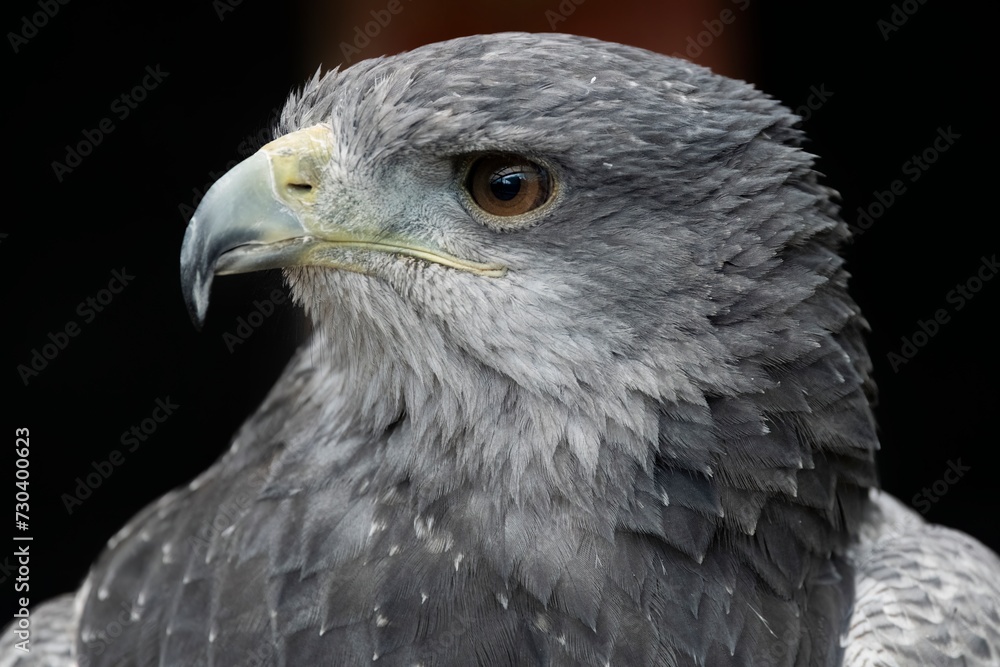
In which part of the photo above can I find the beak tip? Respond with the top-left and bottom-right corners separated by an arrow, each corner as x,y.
180,217 -> 213,330
187,303 -> 207,331
181,263 -> 211,331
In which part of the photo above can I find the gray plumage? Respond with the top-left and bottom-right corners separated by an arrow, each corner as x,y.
4,32 -> 998,667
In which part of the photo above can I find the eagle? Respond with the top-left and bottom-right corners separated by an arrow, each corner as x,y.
4,32 -> 998,667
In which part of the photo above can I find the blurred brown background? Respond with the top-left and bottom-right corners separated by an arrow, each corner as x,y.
312,1 -> 751,79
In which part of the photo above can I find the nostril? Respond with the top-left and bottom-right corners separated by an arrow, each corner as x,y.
287,183 -> 313,192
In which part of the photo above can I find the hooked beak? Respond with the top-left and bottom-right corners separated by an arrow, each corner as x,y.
179,124 -> 505,328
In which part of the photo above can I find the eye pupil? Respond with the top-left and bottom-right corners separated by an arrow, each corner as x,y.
466,154 -> 553,220
490,172 -> 523,201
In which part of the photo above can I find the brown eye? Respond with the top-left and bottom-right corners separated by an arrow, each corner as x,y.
466,154 -> 552,218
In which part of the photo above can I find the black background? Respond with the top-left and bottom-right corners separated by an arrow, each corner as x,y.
4,0 -> 996,623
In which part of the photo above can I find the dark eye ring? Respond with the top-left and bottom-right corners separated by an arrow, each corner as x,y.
465,154 -> 554,220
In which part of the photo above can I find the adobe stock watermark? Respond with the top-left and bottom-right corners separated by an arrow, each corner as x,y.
186,470 -> 267,557
181,471 -> 274,667
7,0 -> 70,54
887,253 -> 997,372
76,598 -> 152,667
792,84 -> 834,123
0,554 -> 20,585
51,65 -> 170,182
877,0 -> 928,40
16,267 -> 136,386
339,0 -> 416,64
177,106 -> 282,224
221,288 -> 288,353
415,591 -> 477,663
242,643 -> 274,667
911,459 -> 971,514
753,625 -> 807,667
213,0 -> 245,21
61,396 -> 180,514
545,0 -> 586,30
670,0 -> 751,61
851,126 -> 961,237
